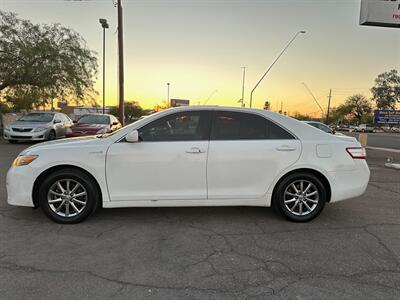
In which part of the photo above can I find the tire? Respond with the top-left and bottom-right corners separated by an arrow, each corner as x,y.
8,140 -> 18,144
273,172 -> 327,222
38,168 -> 100,224
48,130 -> 56,141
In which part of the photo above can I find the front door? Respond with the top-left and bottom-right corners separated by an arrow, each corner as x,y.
106,111 -> 211,201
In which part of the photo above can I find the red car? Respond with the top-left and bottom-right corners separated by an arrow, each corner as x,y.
66,114 -> 122,137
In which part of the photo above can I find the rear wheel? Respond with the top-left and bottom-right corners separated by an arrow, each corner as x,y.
273,172 -> 326,222
38,169 -> 99,223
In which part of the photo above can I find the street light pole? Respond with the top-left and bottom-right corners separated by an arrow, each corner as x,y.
99,19 -> 109,115
117,0 -> 125,125
240,66 -> 246,107
249,31 -> 306,108
167,83 -> 170,107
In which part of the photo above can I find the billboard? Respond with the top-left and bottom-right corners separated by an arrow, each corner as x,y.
170,99 -> 189,107
374,109 -> 400,124
360,0 -> 400,28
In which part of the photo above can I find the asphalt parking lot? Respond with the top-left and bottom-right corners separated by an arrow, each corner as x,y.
0,139 -> 399,299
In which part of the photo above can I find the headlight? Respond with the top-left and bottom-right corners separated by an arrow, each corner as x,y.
96,128 -> 109,134
34,127 -> 47,132
12,155 -> 38,167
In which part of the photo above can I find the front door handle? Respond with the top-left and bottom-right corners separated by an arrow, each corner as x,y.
276,145 -> 297,151
186,147 -> 205,154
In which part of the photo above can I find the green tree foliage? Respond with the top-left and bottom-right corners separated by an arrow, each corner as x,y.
0,11 -> 98,110
342,94 -> 372,123
371,69 -> 400,110
109,101 -> 145,123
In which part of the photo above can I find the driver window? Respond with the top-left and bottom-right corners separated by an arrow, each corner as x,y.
139,111 -> 210,142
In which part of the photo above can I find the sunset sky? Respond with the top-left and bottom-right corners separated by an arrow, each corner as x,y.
1,0 -> 399,116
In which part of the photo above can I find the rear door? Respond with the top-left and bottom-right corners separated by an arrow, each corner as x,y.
207,110 -> 301,200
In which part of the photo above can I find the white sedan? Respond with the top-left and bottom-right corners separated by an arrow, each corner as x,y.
7,106 -> 370,223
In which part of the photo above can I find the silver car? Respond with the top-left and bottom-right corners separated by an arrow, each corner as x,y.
3,112 -> 73,143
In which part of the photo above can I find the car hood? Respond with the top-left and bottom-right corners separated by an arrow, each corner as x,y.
20,136 -> 110,155
10,121 -> 51,128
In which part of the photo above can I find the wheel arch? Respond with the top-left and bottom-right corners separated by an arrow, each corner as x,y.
271,168 -> 332,205
32,164 -> 103,208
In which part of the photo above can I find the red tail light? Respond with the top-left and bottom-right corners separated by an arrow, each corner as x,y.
346,147 -> 367,159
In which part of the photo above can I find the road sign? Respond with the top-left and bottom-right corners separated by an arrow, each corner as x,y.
374,109 -> 400,124
360,0 -> 400,28
170,99 -> 189,107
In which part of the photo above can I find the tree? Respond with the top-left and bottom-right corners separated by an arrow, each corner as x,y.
343,94 -> 373,123
109,101 -> 145,123
371,69 -> 400,110
0,11 -> 98,108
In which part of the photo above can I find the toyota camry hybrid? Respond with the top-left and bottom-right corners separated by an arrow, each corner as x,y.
6,106 -> 370,223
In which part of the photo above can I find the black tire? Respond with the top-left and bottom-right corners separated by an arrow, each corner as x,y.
48,130 -> 56,141
38,168 -> 100,224
273,172 -> 327,222
8,140 -> 18,144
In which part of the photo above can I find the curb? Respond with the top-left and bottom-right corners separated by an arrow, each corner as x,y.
384,163 -> 400,170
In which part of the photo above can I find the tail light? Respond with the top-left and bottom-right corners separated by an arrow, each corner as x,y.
346,147 -> 367,159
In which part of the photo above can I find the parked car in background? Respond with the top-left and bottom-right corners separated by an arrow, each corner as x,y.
66,113 -> 121,137
7,106 -> 369,224
303,121 -> 345,136
354,124 -> 374,133
3,112 -> 73,143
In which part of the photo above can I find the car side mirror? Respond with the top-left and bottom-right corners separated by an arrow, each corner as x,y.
54,119 -> 61,124
125,130 -> 139,143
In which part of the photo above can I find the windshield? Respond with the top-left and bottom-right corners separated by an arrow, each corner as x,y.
19,113 -> 54,122
78,115 -> 110,125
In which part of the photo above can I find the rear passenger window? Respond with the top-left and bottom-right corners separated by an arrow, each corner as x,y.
212,111 -> 294,140
212,111 -> 266,140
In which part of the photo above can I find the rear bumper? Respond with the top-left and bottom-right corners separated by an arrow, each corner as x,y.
3,130 -> 47,141
6,166 -> 35,207
328,161 -> 370,203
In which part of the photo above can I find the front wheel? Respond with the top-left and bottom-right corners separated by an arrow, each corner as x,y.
273,173 -> 326,222
47,130 -> 56,141
38,169 -> 100,223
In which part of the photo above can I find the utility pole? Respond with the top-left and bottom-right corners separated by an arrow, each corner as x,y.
326,89 -> 332,124
240,67 -> 246,107
117,0 -> 125,125
280,101 -> 283,114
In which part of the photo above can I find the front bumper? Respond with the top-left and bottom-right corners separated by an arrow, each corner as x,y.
6,166 -> 36,207
3,130 -> 47,141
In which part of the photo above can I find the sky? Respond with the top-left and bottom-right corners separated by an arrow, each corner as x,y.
1,0 -> 399,115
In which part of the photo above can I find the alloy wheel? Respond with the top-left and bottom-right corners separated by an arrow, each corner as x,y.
283,180 -> 319,216
47,179 -> 87,218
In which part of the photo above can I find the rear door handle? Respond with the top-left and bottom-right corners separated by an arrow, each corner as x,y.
276,145 -> 297,151
186,147 -> 205,154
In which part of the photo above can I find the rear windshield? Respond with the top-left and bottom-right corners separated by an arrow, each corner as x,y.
78,115 -> 110,125
19,113 -> 54,122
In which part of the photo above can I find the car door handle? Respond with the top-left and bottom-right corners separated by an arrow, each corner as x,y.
186,147 -> 205,154
276,145 -> 297,151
